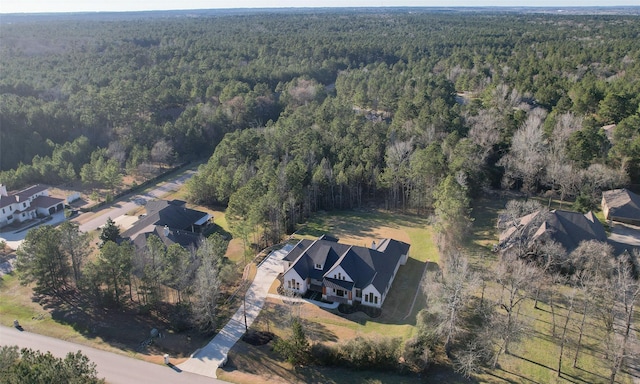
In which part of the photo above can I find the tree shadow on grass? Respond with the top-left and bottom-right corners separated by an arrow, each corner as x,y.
257,302 -> 338,343
483,368 -> 536,384
510,352 -> 601,384
32,290 -> 203,357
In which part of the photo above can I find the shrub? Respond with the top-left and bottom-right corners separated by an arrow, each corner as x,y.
337,336 -> 401,371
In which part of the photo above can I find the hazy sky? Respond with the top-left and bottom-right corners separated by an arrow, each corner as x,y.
1,0 -> 638,13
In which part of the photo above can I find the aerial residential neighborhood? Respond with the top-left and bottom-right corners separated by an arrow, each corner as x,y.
1,6 -> 640,384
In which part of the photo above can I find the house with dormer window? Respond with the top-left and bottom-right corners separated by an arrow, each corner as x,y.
282,235 -> 410,308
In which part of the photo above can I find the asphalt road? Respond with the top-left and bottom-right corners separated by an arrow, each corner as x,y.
0,325 -> 225,384
76,169 -> 196,233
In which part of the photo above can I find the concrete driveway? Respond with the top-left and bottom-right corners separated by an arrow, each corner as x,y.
0,211 -> 67,250
178,244 -> 293,378
76,169 -> 196,233
609,222 -> 640,247
609,222 -> 640,257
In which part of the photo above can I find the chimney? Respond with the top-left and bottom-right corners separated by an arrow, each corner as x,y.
0,184 -> 6,197
163,225 -> 170,237
371,240 -> 376,249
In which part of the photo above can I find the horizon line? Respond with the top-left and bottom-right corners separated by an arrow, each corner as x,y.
2,5 -> 639,15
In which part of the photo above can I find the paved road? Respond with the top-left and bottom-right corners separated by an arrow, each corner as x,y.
0,325 -> 225,384
76,170 -> 196,233
0,169 -> 197,249
178,244 -> 293,378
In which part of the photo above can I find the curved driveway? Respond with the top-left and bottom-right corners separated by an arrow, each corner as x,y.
0,325 -> 226,384
178,244 -> 293,378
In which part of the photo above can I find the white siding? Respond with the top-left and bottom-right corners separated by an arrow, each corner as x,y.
361,285 -> 382,308
283,269 -> 308,294
326,265 -> 353,282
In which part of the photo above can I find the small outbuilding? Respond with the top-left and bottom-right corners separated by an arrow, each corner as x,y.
602,189 -> 640,226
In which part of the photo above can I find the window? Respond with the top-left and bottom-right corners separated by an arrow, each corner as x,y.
315,263 -> 322,269
374,296 -> 378,304
296,282 -> 300,290
338,272 -> 341,280
336,289 -> 344,297
356,289 -> 361,298
2,208 -> 4,214
287,280 -> 291,289
22,203 -> 26,208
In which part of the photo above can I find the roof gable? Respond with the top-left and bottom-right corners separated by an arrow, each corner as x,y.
603,189 -> 640,221
284,235 -> 409,293
531,210 -> 606,253
122,199 -> 208,239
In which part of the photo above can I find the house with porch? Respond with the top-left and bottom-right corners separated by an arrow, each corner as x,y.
0,184 -> 65,230
282,235 -> 410,308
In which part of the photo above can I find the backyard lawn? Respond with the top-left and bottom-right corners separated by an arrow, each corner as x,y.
218,209 -> 458,384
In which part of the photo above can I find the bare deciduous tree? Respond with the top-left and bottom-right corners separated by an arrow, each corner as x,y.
569,240 -> 616,367
191,235 -> 226,332
491,257 -> 537,367
498,108 -> 547,194
423,254 -> 478,356
151,139 -> 174,167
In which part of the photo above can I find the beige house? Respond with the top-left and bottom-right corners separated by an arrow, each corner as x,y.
602,189 -> 640,226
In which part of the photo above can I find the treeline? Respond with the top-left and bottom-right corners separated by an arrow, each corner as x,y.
16,221 -> 235,332
2,11 -> 639,202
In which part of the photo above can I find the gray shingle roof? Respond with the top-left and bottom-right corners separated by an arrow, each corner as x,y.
121,199 -> 208,239
532,210 -> 607,253
132,225 -> 202,251
285,236 -> 409,293
603,189 -> 640,224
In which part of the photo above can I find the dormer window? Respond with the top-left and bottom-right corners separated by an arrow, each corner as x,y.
315,263 -> 322,270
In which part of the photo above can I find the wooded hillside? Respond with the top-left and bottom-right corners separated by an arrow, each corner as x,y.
1,11 -> 639,235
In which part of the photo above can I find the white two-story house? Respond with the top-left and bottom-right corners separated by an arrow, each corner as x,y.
0,184 -> 65,230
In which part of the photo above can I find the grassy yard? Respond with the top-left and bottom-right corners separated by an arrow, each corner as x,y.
219,209 -> 462,384
221,204 -> 639,384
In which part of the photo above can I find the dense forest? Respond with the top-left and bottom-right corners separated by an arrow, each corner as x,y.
2,9 -> 640,382
1,10 -> 639,237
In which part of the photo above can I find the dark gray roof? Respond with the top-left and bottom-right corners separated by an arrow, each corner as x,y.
532,210 -> 607,254
323,277 -> 354,291
122,199 -> 208,239
1,184 -> 50,208
603,189 -> 640,224
132,225 -> 202,251
285,236 -> 409,293
31,195 -> 64,209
